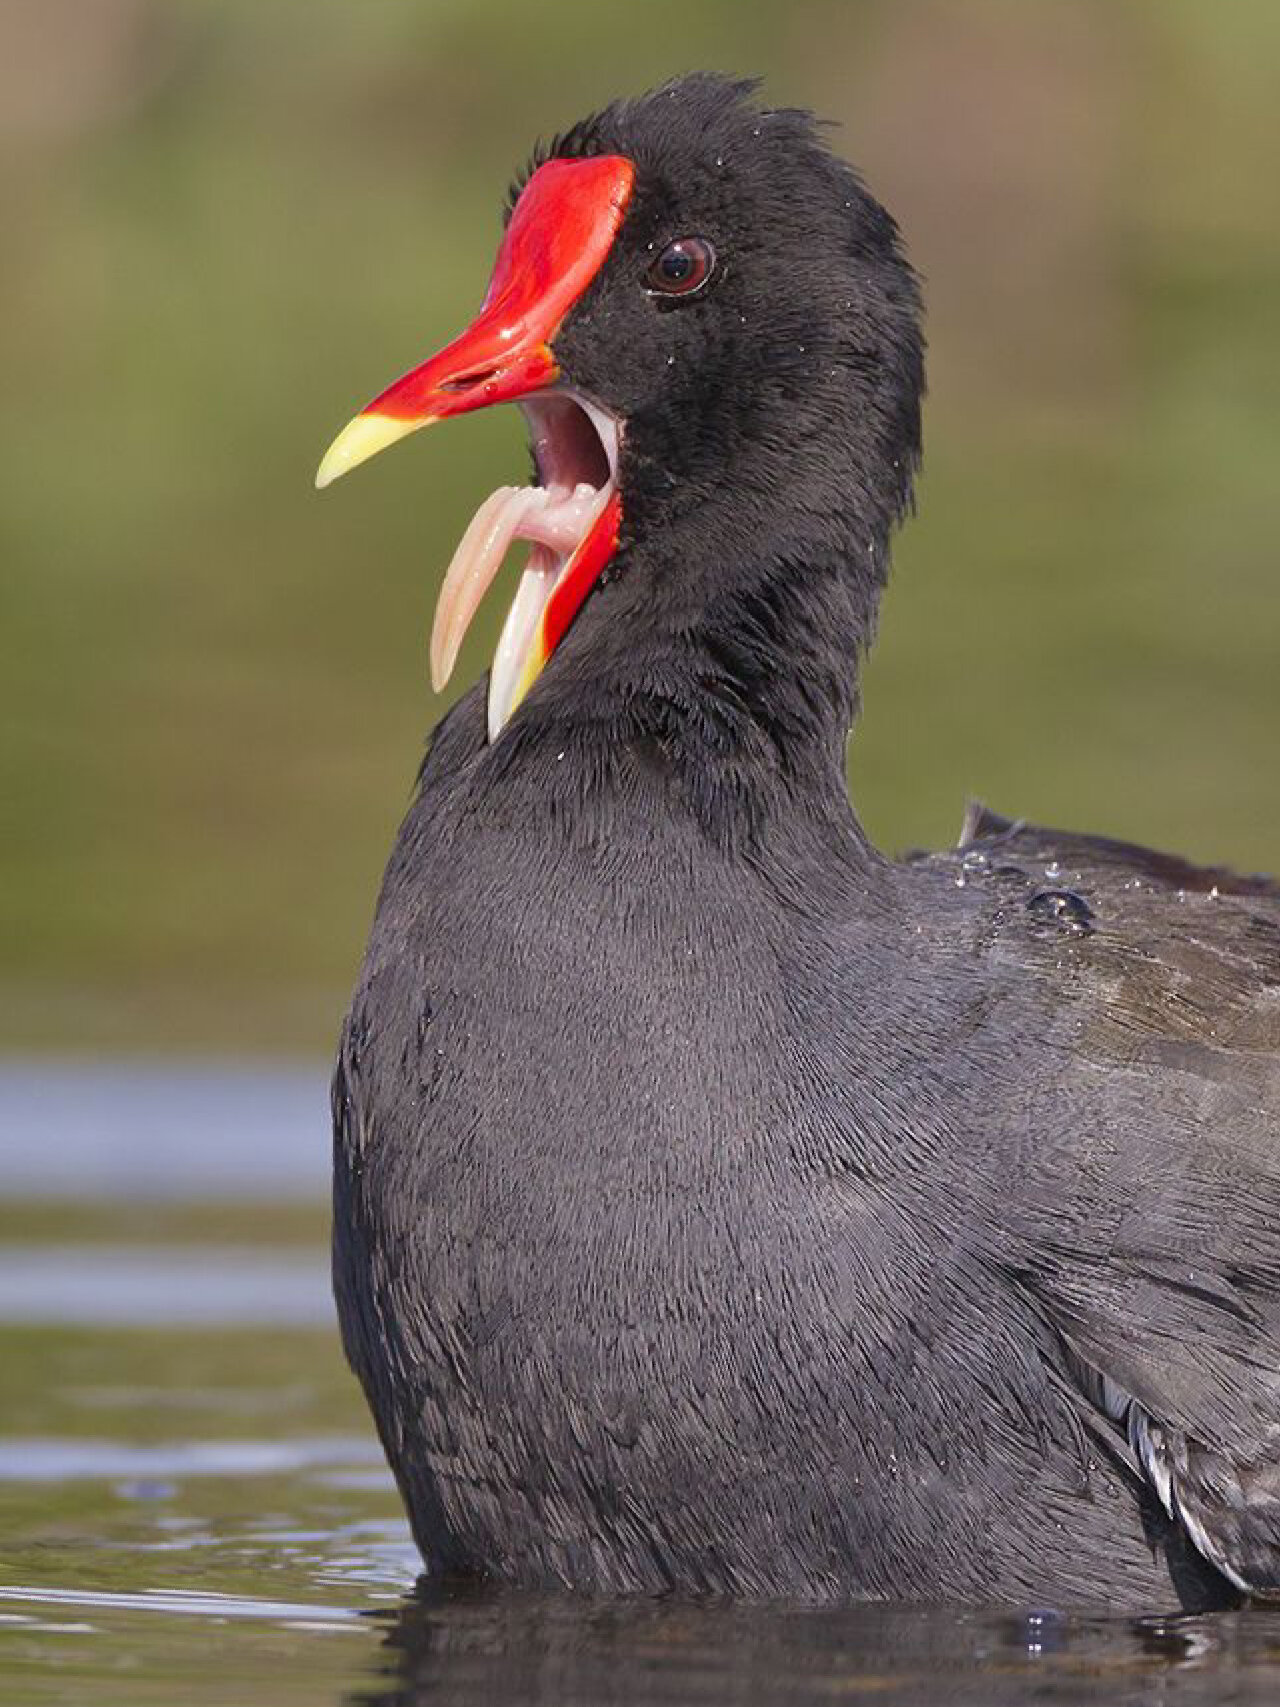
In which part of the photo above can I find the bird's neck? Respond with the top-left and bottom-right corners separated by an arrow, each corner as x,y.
499,494 -> 893,858
586,378 -> 910,788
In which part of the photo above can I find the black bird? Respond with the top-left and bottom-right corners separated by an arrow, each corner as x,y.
317,74 -> 1280,1610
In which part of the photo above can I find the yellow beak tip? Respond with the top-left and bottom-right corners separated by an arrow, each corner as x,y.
314,411 -> 427,492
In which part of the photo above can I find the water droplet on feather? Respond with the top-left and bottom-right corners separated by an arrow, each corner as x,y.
1026,888 -> 1095,938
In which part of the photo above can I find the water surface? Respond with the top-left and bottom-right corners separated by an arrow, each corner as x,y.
3,1065 -> 1280,1704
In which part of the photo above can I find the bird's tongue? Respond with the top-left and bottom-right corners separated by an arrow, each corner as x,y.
428,481 -> 610,696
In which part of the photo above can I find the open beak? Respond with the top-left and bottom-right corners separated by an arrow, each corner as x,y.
316,154 -> 634,740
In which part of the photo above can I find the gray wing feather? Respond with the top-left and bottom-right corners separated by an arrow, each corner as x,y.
960,807 -> 1280,1594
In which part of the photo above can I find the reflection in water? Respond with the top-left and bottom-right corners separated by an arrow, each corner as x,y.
0,1062 -> 328,1200
0,1245 -> 333,1326
359,1587 -> 1280,1707
0,1583 -> 364,1629
0,1435 -> 384,1482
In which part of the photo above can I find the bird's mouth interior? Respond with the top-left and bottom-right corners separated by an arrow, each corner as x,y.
428,389 -> 621,740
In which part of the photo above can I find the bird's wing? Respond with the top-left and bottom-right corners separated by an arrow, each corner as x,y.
957,807 -> 1280,1595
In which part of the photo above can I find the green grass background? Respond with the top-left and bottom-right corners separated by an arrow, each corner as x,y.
3,0 -> 1278,1053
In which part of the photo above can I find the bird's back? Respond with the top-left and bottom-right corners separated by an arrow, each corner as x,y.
901,806 -> 1280,1601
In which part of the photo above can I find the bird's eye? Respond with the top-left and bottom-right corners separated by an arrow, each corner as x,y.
645,237 -> 716,298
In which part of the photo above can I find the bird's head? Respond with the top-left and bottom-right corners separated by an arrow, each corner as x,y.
317,74 -> 923,745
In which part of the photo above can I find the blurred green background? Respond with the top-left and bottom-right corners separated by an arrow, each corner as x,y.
3,0 -> 1278,1056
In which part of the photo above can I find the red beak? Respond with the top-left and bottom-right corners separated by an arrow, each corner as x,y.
315,155 -> 635,485
315,151 -> 636,739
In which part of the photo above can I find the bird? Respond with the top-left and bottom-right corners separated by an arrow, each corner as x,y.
316,73 -> 1280,1611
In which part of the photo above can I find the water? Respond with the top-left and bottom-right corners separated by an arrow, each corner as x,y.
3,1065 -> 1280,1704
